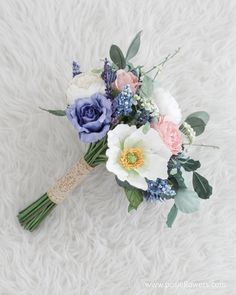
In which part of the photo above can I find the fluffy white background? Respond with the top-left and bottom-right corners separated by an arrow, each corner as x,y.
0,0 -> 236,294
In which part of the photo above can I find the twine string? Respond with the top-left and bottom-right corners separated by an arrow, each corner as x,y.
47,158 -> 93,204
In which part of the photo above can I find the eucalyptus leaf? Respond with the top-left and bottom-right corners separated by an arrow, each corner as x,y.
184,111 -> 209,136
178,158 -> 201,172
166,204 -> 178,228
184,117 -> 205,136
174,188 -> 200,213
192,172 -> 213,199
142,122 -> 150,134
169,173 -> 186,190
140,75 -> 153,97
187,111 -> 209,125
126,30 -> 142,61
109,44 -> 126,69
124,187 -> 143,210
39,107 -> 66,116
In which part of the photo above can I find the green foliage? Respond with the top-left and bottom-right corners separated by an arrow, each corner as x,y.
167,156 -> 186,189
124,187 -> 143,211
109,44 -> 126,69
126,30 -> 142,61
142,122 -> 150,134
168,173 -> 186,191
192,172 -> 213,199
115,176 -> 134,190
183,111 -> 209,136
128,204 -> 135,212
166,204 -> 178,228
178,157 -> 201,172
140,75 -> 153,97
188,111 -> 209,124
174,188 -> 200,213
39,107 -> 66,116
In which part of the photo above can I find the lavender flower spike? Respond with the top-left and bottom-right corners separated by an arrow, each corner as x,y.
72,61 -> 81,78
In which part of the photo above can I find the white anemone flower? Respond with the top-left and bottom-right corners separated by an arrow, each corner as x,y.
66,72 -> 105,105
106,124 -> 171,190
153,87 -> 182,125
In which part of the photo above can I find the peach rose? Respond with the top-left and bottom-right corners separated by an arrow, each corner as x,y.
151,116 -> 182,155
112,69 -> 139,93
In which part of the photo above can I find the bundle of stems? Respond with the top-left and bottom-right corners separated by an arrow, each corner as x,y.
17,137 -> 107,231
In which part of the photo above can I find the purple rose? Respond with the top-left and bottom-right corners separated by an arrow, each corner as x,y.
66,93 -> 112,143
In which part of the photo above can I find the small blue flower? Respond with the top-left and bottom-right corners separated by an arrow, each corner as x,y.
115,85 -> 133,116
145,178 -> 176,202
72,61 -> 81,78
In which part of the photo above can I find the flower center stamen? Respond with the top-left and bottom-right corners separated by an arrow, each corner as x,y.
120,148 -> 144,170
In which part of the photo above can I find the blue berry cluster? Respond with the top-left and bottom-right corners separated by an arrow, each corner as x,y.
135,109 -> 151,126
72,61 -> 81,78
145,178 -> 176,201
115,84 -> 133,116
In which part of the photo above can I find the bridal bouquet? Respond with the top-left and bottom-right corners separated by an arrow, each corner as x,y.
18,31 -> 214,231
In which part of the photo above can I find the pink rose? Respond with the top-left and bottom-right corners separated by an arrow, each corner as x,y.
151,116 -> 182,155
112,69 -> 139,93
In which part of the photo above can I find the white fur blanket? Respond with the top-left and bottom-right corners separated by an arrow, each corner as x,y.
0,0 -> 236,294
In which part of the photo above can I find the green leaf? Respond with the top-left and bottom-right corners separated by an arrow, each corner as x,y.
39,107 -> 66,116
174,188 -> 200,213
166,204 -> 178,228
140,75 -> 153,97
168,157 -> 187,190
109,44 -> 126,69
184,111 -> 209,136
142,122 -> 150,134
192,172 -> 213,199
169,173 -> 186,190
178,158 -> 201,172
187,111 -> 209,125
128,204 -> 135,212
126,30 -> 142,61
124,187 -> 143,210
115,176 -> 134,190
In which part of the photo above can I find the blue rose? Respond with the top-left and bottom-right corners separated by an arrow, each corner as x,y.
66,93 -> 112,143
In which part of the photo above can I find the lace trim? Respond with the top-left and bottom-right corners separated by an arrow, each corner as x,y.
47,158 -> 93,204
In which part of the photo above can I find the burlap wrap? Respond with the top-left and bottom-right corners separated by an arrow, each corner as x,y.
47,158 -> 93,204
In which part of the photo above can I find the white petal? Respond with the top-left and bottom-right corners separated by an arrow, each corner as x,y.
66,73 -> 105,105
126,170 -> 148,190
137,153 -> 169,180
106,147 -> 128,181
154,87 -> 182,125
124,126 -> 171,180
124,126 -> 170,156
107,124 -> 137,149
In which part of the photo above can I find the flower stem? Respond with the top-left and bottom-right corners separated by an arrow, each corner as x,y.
152,47 -> 181,80
183,143 -> 220,149
84,136 -> 108,167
